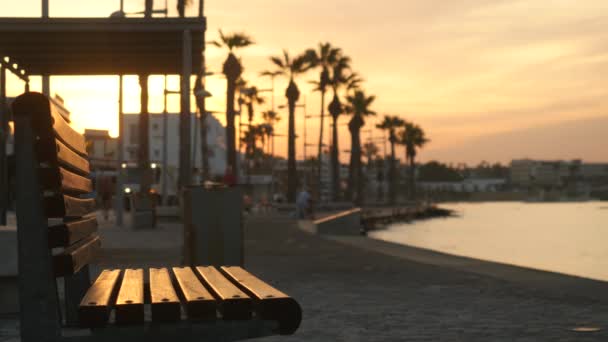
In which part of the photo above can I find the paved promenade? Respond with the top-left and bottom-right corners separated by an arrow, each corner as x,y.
1,211 -> 607,341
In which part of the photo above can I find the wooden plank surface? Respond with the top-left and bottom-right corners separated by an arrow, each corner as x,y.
79,269 -> 121,327
55,138 -> 90,176
48,100 -> 88,156
39,166 -> 92,195
115,268 -> 144,324
45,194 -> 96,218
221,266 -> 302,335
220,266 -> 289,300
53,235 -> 101,276
149,268 -> 181,322
195,266 -> 251,320
172,267 -> 216,319
48,215 -> 98,247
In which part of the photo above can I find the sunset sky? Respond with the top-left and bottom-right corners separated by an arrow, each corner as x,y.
2,0 -> 607,164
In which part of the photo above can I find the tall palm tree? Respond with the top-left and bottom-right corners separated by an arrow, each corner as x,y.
376,115 -> 405,204
305,43 -> 341,195
398,122 -> 429,201
215,30 -> 254,181
327,54 -> 354,201
267,50 -> 310,202
345,90 -> 376,205
262,110 -> 281,154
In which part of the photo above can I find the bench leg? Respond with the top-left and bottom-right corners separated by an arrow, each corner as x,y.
64,266 -> 91,327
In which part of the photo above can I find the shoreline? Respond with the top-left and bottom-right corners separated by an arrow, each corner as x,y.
325,234 -> 608,303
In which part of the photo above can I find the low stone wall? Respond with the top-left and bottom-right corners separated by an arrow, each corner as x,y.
312,208 -> 363,236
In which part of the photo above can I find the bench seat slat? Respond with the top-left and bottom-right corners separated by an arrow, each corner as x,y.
149,268 -> 181,322
48,215 -> 98,248
115,269 -> 145,325
79,269 -> 122,328
195,266 -> 251,320
172,267 -> 217,320
45,194 -> 96,218
221,266 -> 302,335
53,235 -> 101,277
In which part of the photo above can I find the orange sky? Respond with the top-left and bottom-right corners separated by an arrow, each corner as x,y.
3,0 -> 607,164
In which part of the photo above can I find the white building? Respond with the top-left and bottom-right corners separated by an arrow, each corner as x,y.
122,112 -> 228,178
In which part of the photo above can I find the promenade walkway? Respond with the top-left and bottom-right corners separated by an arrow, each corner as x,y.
0,211 -> 607,341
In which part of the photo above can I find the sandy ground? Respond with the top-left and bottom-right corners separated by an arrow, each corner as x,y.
2,211 -> 608,341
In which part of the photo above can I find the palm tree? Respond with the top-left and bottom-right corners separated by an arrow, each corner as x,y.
305,43 -> 341,194
215,30 -> 254,181
376,115 -> 405,204
242,86 -> 265,128
398,122 -> 429,201
363,142 -> 379,168
267,50 -> 310,202
262,110 -> 281,154
327,54 -> 354,201
345,90 -> 376,205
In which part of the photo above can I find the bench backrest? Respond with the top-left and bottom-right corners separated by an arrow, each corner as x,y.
12,92 -> 100,338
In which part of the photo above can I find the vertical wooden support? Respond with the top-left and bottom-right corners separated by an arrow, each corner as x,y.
179,29 -> 192,189
42,76 -> 50,96
64,265 -> 91,326
13,106 -> 61,341
138,75 -> 151,195
116,75 -> 124,226
0,66 -> 7,225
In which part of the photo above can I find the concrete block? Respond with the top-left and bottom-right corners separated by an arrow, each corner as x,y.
183,187 -> 243,267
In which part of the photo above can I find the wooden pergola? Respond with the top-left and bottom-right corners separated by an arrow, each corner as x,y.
0,17 -> 207,225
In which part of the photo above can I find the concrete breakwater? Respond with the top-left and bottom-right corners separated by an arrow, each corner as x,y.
362,205 -> 453,231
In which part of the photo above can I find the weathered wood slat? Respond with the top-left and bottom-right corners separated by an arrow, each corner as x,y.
172,267 -> 216,320
195,266 -> 251,320
115,269 -> 145,325
48,215 -> 98,248
36,138 -> 90,177
221,266 -> 302,335
47,98 -> 88,157
78,269 -> 121,327
39,166 -> 92,195
149,268 -> 181,322
45,194 -> 96,218
55,138 -> 90,176
53,235 -> 101,277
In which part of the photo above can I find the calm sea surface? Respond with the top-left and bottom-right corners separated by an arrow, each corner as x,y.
369,202 -> 608,281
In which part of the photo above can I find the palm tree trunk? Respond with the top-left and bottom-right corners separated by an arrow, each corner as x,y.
409,155 -> 416,201
317,89 -> 325,200
226,79 -> 237,180
389,140 -> 396,205
350,126 -> 363,206
331,115 -> 339,201
347,125 -> 355,202
286,80 -> 299,202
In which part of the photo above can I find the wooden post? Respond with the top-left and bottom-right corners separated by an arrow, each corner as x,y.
116,75 -> 124,226
0,66 -> 6,225
13,106 -> 61,341
179,30 -> 192,189
139,75 -> 151,195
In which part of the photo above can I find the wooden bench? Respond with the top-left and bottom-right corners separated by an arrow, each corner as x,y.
12,92 -> 301,342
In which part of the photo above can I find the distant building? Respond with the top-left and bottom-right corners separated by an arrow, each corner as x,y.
121,112 -> 228,178
419,178 -> 506,192
510,159 -> 582,188
84,129 -> 117,170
